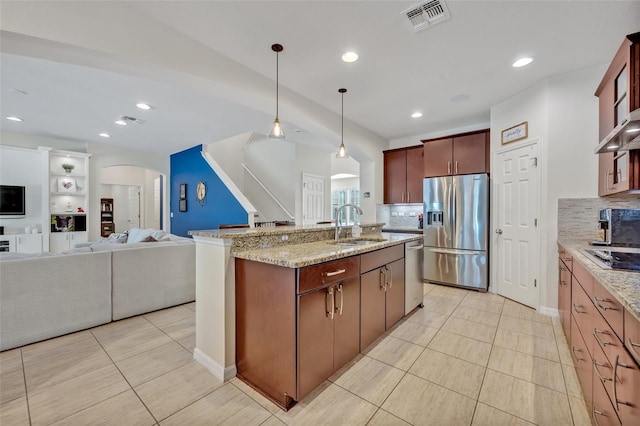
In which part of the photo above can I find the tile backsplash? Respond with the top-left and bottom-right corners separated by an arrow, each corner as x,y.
376,204 -> 423,228
558,197 -> 640,240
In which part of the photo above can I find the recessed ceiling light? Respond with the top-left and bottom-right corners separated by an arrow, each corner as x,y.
341,51 -> 359,63
513,57 -> 533,68
99,133 -> 111,138
411,112 -> 423,118
626,128 -> 640,133
5,116 -> 23,122
136,103 -> 152,110
114,119 -> 127,126
607,145 -> 619,150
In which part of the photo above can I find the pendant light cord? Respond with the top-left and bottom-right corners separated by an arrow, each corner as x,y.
276,51 -> 279,118
341,91 -> 344,142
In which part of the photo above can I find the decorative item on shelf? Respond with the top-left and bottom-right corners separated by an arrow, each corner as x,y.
61,163 -> 74,174
77,207 -> 84,212
196,181 -> 207,206
336,88 -> 349,158
65,202 -> 72,212
268,43 -> 285,139
57,177 -> 77,193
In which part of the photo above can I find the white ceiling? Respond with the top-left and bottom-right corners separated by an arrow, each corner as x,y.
1,1 -> 639,156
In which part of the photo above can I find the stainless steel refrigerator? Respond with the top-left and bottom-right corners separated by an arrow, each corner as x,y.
423,173 -> 488,291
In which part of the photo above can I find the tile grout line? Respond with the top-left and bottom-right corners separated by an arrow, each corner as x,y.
19,348 -> 33,426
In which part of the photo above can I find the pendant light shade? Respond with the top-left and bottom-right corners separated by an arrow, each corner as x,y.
336,88 -> 349,158
268,44 -> 285,139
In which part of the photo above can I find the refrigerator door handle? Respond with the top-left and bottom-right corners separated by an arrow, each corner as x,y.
428,248 -> 481,256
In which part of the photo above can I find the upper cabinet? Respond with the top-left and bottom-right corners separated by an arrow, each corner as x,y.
383,145 -> 424,204
422,130 -> 489,178
595,32 -> 640,196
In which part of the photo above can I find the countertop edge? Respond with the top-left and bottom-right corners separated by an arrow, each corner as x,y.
558,239 -> 640,323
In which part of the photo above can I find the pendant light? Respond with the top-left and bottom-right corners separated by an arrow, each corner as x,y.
268,43 -> 285,139
336,88 -> 349,158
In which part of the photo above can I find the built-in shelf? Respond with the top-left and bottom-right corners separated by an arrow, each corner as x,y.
50,192 -> 86,196
50,173 -> 87,178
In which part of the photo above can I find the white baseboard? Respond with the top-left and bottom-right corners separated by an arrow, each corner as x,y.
539,306 -> 559,317
193,348 -> 236,382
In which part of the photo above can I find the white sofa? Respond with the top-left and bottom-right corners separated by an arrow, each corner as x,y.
0,235 -> 195,351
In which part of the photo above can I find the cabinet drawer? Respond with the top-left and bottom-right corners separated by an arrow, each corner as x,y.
571,315 -> 593,409
593,373 -> 622,426
572,280 -> 596,358
298,256 -> 360,294
360,245 -> 404,274
573,259 -> 593,297
593,307 -> 624,369
613,343 -> 640,425
624,309 -> 640,366
558,244 -> 573,272
593,279 -> 624,341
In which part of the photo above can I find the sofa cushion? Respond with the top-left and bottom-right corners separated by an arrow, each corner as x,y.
127,228 -> 169,243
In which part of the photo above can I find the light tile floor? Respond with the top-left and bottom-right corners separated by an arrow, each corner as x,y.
0,287 -> 590,425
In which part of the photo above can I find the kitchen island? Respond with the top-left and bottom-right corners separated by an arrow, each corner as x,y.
188,224 -> 420,409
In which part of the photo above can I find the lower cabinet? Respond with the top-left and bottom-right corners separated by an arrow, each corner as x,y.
0,234 -> 43,253
50,231 -> 87,253
558,249 -> 572,340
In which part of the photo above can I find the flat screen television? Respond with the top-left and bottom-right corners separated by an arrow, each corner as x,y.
0,185 -> 26,217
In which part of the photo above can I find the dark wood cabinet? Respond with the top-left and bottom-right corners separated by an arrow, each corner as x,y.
360,245 -> 405,351
422,130 -> 489,178
383,145 -> 424,204
595,32 -> 640,196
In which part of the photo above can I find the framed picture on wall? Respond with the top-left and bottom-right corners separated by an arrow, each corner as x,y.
179,199 -> 187,212
179,183 -> 187,200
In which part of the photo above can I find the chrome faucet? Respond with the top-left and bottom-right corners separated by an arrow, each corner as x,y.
335,204 -> 363,241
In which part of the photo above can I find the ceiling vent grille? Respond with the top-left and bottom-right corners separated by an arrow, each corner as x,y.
402,0 -> 450,32
119,115 -> 144,124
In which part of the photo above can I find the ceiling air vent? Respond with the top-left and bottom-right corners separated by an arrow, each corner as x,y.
402,0 -> 450,32
119,115 -> 145,124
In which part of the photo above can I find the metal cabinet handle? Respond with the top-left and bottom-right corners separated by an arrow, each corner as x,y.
379,268 -> 387,291
613,355 -> 632,411
325,269 -> 346,277
326,287 -> 335,320
594,297 -> 619,311
386,265 -> 393,288
628,338 -> 640,363
407,192 -> 410,203
594,329 -> 613,348
401,192 -> 405,203
447,161 -> 451,174
592,406 -> 606,426
571,347 -> 584,362
455,160 -> 458,174
594,360 -> 612,382
336,284 -> 344,316
573,303 -> 585,314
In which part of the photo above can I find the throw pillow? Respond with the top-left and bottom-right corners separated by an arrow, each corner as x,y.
141,235 -> 158,243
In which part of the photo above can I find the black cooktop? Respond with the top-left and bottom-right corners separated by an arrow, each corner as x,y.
583,249 -> 640,272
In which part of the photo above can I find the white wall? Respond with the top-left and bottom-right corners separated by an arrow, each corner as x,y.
1,131 -> 168,240
295,143 -> 332,223
0,145 -> 43,234
490,63 -> 605,311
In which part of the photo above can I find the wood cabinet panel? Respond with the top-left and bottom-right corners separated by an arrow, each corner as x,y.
298,286 -> 334,399
385,258 -> 405,330
452,133 -> 487,175
361,245 -> 404,274
572,280 -> 596,359
558,257 -> 572,340
360,268 -> 386,351
593,373 -> 623,426
405,146 -> 424,204
573,260 -> 594,297
571,314 -> 593,412
333,276 -> 361,369
613,342 -> 640,425
593,278 -> 624,341
384,150 -> 407,204
624,310 -> 640,366
423,138 -> 452,178
298,256 -> 360,294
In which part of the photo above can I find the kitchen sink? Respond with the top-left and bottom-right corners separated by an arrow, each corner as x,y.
327,238 -> 386,246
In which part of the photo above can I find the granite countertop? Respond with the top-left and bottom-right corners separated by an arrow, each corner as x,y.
233,232 -> 422,268
190,223 -> 386,240
381,227 -> 423,234
558,238 -> 640,322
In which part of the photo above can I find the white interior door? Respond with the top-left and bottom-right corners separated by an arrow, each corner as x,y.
127,186 -> 141,229
302,174 -> 325,225
495,142 -> 540,309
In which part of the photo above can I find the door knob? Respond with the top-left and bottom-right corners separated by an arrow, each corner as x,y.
495,229 -> 503,235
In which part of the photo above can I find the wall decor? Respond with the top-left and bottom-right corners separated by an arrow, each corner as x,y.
179,199 -> 187,212
196,181 -> 207,206
179,183 -> 186,200
501,121 -> 528,144
57,177 -> 77,193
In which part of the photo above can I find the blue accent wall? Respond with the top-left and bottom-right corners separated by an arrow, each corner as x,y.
170,145 -> 247,237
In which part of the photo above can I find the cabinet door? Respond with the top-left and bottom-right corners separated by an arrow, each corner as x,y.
614,345 -> 640,425
333,277 -> 360,370
385,258 -> 405,330
360,268 -> 386,351
69,232 -> 87,248
16,234 -> 42,253
452,133 -> 487,175
49,233 -> 69,253
571,315 -> 593,412
558,258 -> 571,340
423,138 -> 452,178
298,286 -> 334,400
593,375 -> 622,426
384,150 -> 407,204
405,146 -> 424,204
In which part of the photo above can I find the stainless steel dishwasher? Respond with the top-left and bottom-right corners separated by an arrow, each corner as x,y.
405,240 -> 424,314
